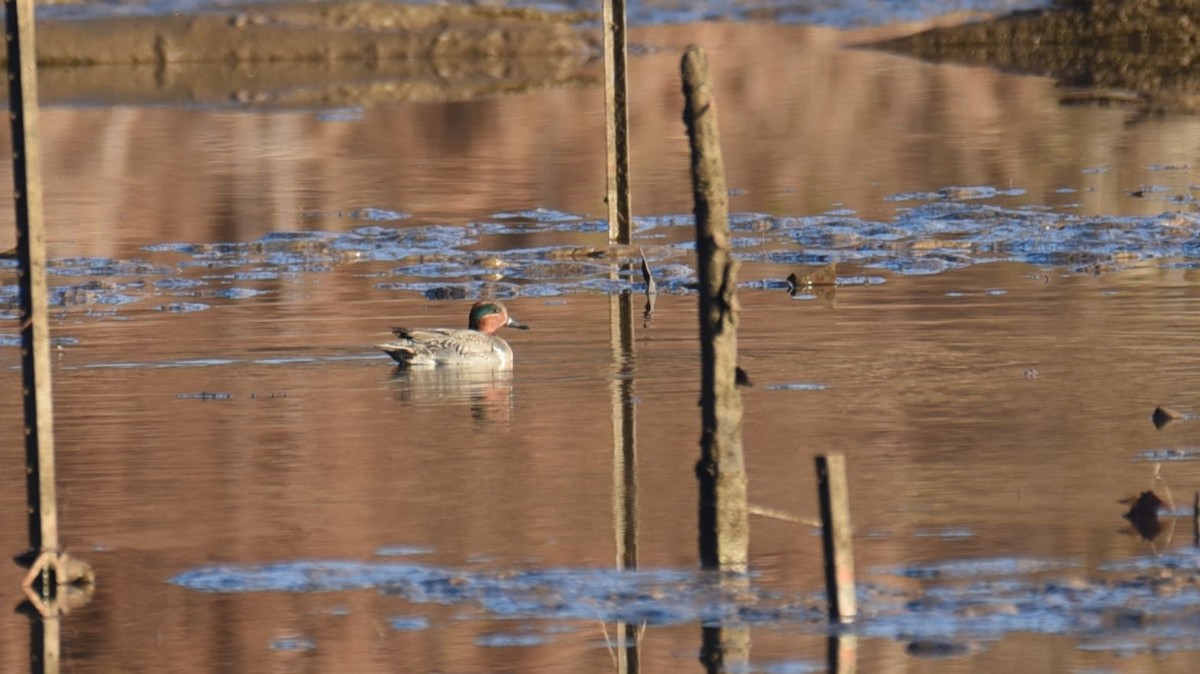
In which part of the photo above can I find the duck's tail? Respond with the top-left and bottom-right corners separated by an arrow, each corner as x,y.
378,342 -> 417,365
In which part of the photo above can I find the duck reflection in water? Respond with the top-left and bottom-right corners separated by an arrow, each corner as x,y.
388,367 -> 515,424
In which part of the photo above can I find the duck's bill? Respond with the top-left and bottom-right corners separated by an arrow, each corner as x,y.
506,317 -> 531,330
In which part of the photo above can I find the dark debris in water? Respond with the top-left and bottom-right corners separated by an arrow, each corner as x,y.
176,392 -> 232,400
1151,405 -> 1188,429
905,639 -> 974,659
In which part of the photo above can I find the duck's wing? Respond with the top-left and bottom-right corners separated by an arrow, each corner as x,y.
382,328 -> 499,365
379,327 -> 451,366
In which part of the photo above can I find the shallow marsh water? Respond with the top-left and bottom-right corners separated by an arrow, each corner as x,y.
2,15 -> 1200,674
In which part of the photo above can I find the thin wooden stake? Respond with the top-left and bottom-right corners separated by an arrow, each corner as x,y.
816,454 -> 857,623
639,247 -> 656,320
1192,491 -> 1198,548
7,0 -> 58,556
602,0 -> 631,244
683,45 -> 747,573
6,0 -> 92,600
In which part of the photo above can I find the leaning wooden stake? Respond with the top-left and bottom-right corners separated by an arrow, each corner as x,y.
6,0 -> 90,600
602,0 -> 632,244
816,454 -> 857,623
683,45 -> 748,573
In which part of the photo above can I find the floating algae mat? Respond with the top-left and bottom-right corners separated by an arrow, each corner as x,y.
171,546 -> 1200,654
3,198 -> 1199,316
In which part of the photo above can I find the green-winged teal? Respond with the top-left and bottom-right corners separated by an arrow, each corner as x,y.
378,300 -> 529,368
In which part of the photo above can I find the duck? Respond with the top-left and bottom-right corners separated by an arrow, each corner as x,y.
378,300 -> 529,368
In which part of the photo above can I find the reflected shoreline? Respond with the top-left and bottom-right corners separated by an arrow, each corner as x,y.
3,21 -> 1197,258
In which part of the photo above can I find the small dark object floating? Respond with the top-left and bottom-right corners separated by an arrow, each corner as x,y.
176,392 -> 232,400
786,262 -> 837,293
906,640 -> 970,659
1121,490 -> 1167,541
1152,405 -> 1185,429
735,366 -> 753,388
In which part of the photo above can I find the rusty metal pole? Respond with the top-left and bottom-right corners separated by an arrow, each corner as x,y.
602,0 -> 631,244
6,0 -> 61,581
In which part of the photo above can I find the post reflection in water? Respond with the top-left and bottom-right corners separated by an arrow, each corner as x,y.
610,290 -> 641,673
19,601 -> 64,674
699,612 -> 750,674
827,634 -> 858,674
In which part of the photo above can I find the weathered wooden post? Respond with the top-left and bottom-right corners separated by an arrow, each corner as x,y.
6,0 -> 91,599
682,45 -> 748,573
683,44 -> 751,674
7,0 -> 59,570
602,0 -> 632,244
816,454 -> 857,623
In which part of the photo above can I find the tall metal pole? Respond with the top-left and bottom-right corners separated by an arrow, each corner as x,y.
602,0 -> 632,244
6,0 -> 61,567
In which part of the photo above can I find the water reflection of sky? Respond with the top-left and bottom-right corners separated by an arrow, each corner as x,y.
519,0 -> 1049,26
45,0 -> 1051,27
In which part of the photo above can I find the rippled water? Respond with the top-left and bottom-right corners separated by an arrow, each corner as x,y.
2,12 -> 1200,674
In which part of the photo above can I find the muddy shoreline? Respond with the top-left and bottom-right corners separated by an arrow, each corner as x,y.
31,1 -> 595,65
874,0 -> 1200,113
10,1 -> 598,106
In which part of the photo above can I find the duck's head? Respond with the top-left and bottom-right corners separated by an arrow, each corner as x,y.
469,301 -> 530,335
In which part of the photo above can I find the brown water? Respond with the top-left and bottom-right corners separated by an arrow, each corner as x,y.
2,20 -> 1200,674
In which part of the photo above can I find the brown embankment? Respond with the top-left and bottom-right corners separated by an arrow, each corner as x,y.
873,0 -> 1200,112
31,1 -> 594,65
9,1 -> 598,106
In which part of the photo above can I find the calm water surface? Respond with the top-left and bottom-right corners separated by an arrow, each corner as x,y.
1,17 -> 1200,674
